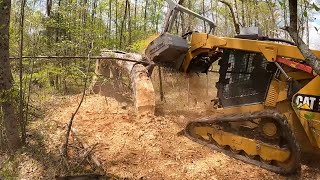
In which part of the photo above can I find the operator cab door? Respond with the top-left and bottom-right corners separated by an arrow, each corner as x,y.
216,49 -> 277,107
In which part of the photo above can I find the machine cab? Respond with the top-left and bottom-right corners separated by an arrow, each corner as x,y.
216,49 -> 277,107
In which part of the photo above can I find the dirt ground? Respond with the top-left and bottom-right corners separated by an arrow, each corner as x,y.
1,72 -> 320,179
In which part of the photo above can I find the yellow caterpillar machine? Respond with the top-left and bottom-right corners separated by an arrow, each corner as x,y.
145,0 -> 320,174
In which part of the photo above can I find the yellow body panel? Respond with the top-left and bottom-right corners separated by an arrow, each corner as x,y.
292,76 -> 320,148
181,33 -> 320,72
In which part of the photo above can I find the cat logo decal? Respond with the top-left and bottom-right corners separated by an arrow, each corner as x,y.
294,94 -> 320,112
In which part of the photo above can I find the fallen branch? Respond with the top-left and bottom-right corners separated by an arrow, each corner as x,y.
70,127 -> 102,170
9,55 -> 150,65
73,143 -> 98,171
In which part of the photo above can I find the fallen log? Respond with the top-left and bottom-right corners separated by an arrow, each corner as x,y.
96,49 -> 155,115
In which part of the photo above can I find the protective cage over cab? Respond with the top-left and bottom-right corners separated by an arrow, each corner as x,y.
216,49 -> 277,107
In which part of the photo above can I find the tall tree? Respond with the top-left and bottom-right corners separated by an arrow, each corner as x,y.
0,0 -> 23,151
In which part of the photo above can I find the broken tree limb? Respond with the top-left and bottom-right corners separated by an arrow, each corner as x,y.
70,127 -> 102,169
285,27 -> 320,75
98,50 -> 155,115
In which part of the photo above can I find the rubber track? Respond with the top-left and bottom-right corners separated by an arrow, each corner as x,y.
184,110 -> 301,174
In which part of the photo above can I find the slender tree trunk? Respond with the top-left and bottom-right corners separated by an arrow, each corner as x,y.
215,0 -> 218,34
109,0 -> 112,36
187,0 -> 192,31
306,18 -> 309,47
0,0 -> 22,151
120,0 -> 129,48
91,0 -> 97,22
289,0 -> 297,31
115,0 -> 118,45
225,6 -> 228,35
284,1 -> 288,39
128,1 -> 132,45
134,0 -> 137,29
202,0 -> 206,32
144,0 -> 148,32
47,0 -> 52,16
247,1 -> 251,26
299,1 -> 304,38
153,1 -> 157,32
234,0 -> 240,26
211,0 -> 214,24
241,0 -> 245,26
254,1 -> 258,26
156,2 -> 160,32
19,0 -> 27,144
266,0 -> 276,37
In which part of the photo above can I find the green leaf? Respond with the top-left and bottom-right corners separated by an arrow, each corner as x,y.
313,3 -> 320,12
303,11 -> 308,17
278,1 -> 284,8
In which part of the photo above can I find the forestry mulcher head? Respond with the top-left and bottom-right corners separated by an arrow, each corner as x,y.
145,0 -> 320,175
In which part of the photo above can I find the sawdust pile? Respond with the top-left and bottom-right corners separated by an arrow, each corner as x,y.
46,94 -> 290,179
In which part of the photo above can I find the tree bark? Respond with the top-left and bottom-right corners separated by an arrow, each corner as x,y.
202,0 -> 206,32
108,0 -> 112,36
115,0 -> 118,44
19,0 -> 27,144
134,0 -> 137,27
119,0 -> 129,48
0,0 -> 22,151
284,1 -> 288,39
240,0 -> 245,26
289,0 -> 298,31
144,0 -> 148,32
128,1 -> 132,45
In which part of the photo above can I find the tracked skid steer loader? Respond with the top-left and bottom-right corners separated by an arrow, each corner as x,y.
144,0 -> 320,174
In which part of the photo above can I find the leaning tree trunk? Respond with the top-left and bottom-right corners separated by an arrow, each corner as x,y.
0,0 -> 22,151
287,0 -> 320,75
95,50 -> 155,115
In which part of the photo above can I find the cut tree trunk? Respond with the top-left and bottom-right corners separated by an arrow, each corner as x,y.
0,0 -> 22,151
96,50 -> 155,115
